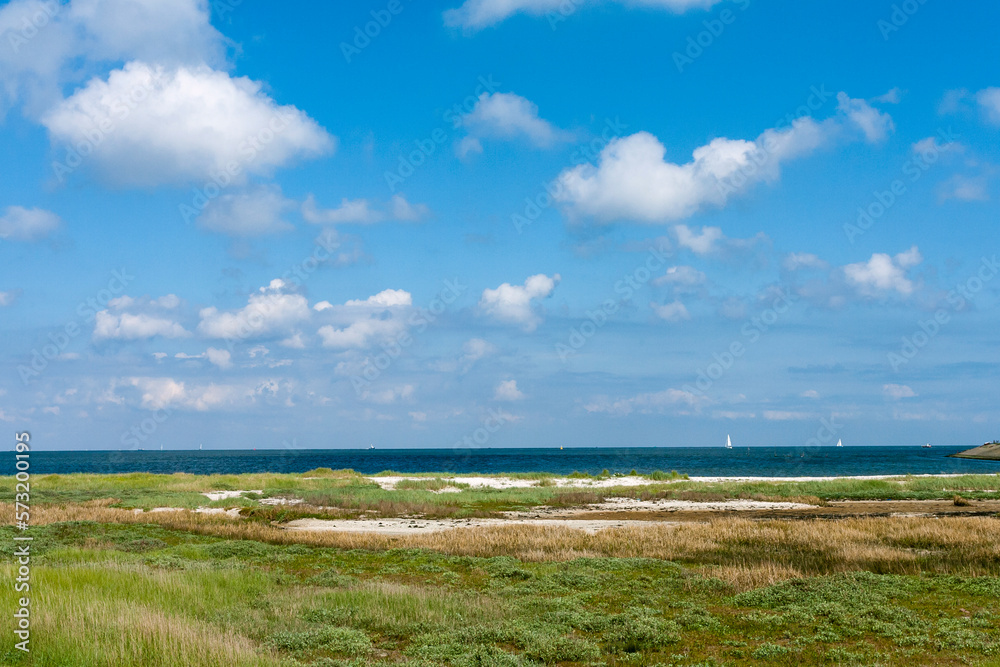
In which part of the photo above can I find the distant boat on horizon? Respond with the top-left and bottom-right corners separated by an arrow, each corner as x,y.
923,443 -> 932,448
368,443 -> 375,450
836,439 -> 843,447
199,443 -> 203,450
725,434 -> 732,450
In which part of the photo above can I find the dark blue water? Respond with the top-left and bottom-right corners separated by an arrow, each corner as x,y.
22,446 -> 1000,477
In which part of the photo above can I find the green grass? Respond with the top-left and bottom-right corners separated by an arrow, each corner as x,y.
4,471 -> 1000,520
2,520 -> 1000,665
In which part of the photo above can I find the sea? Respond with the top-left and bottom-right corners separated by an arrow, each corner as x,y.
23,446 -> 1000,477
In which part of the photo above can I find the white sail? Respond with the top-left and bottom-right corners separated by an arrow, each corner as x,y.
836,439 -> 842,447
726,434 -> 732,449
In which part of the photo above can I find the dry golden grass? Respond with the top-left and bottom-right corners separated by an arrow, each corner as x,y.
10,501 -> 1000,586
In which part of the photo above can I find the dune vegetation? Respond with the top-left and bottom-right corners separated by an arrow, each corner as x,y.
3,471 -> 1000,666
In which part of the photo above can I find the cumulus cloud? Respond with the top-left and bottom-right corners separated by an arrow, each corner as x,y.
43,61 -> 334,187
345,289 -> 413,308
302,193 -> 429,224
198,279 -> 310,341
0,0 -> 226,116
883,383 -> 916,399
458,92 -> 571,154
0,206 -> 61,241
0,290 -> 20,306
462,337 -> 497,363
197,185 -> 295,237
360,384 -> 415,404
316,289 -> 414,349
205,347 -> 232,369
674,225 -> 723,255
444,0 -> 722,31
121,376 -> 288,411
937,174 -> 989,203
843,246 -> 922,297
554,94 -> 892,223
653,265 -> 706,290
93,311 -> 189,341
479,273 -> 560,331
494,379 -> 524,401
584,388 -> 704,416
650,300 -> 690,322
974,87 -> 1000,125
783,252 -> 829,271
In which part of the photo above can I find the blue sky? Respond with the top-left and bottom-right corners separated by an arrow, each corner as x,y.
0,0 -> 998,451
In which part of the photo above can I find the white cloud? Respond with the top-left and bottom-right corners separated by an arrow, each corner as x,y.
938,174 -> 989,203
974,87 -> 1000,125
318,319 -> 406,350
650,300 -> 690,322
302,193 -> 429,224
43,61 -> 334,187
801,389 -> 820,399
584,388 -> 704,416
843,246 -> 922,297
0,0 -> 225,116
459,92 -> 570,152
0,206 -> 61,241
554,94 -> 891,223
883,383 -> 916,399
345,289 -> 413,308
479,273 -> 560,331
197,185 -> 295,237
0,290 -> 19,306
674,225 -> 723,255
836,92 -> 894,143
93,311 -> 189,341
874,87 -> 903,104
122,376 -> 284,412
198,279 -> 310,340
444,0 -> 722,31
763,410 -> 812,421
315,289 -> 413,349
494,379 -> 524,401
653,265 -> 706,289
462,338 -> 497,363
783,252 -> 828,271
360,384 -> 415,404
205,347 -> 232,370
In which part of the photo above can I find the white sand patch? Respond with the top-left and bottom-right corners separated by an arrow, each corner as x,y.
584,498 -> 815,512
260,497 -> 303,506
203,490 -> 262,501
367,473 -> 971,491
284,517 -> 667,536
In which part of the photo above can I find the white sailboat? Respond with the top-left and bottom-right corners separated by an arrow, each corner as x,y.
836,439 -> 843,447
725,434 -> 733,449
